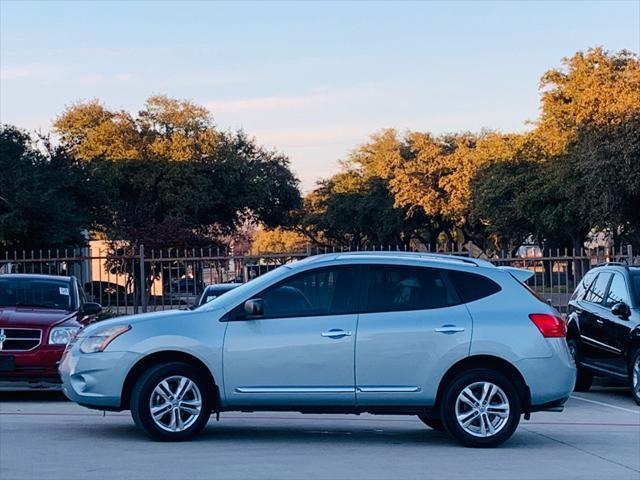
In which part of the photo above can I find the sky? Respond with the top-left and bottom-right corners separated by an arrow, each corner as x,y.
1,1 -> 639,191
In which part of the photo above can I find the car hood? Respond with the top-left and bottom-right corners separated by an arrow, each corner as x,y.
0,306 -> 76,327
80,309 -> 192,336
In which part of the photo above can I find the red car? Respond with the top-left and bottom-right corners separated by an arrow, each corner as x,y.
0,274 -> 101,385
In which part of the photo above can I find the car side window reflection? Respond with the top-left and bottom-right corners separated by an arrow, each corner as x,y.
572,271 -> 597,301
604,274 -> 629,308
364,265 -> 459,313
583,273 -> 611,305
235,266 -> 360,319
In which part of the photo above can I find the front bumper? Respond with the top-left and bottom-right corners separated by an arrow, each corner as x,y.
59,345 -> 140,410
0,345 -> 65,381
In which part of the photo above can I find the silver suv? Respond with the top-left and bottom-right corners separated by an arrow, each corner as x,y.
60,253 -> 576,447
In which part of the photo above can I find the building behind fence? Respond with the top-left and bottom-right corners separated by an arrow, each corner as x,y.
0,241 -> 635,316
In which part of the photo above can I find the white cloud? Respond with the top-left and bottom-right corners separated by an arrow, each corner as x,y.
77,73 -> 133,84
252,125 -> 376,149
206,92 -> 331,114
114,73 -> 133,81
0,65 -> 56,80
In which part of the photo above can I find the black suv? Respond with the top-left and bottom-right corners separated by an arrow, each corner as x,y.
567,264 -> 640,404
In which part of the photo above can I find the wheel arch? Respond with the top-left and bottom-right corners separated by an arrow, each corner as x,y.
120,350 -> 219,411
435,355 -> 531,415
566,314 -> 581,339
627,328 -> 640,364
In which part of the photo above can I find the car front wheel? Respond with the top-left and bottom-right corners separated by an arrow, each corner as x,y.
440,369 -> 521,448
131,362 -> 212,441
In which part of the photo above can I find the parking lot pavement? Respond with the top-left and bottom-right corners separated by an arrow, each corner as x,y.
1,386 -> 638,480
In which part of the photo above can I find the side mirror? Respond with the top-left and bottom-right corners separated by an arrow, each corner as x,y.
611,302 -> 631,319
82,302 -> 102,316
244,298 -> 264,317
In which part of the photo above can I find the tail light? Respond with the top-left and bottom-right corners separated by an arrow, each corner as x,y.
529,313 -> 567,338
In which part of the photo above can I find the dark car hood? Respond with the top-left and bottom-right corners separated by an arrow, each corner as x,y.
0,307 -> 76,327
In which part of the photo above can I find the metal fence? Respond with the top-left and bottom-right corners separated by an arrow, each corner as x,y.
0,243 -> 636,316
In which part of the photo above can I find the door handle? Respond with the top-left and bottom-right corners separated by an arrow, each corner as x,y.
321,329 -> 352,338
435,325 -> 465,334
596,319 -> 604,326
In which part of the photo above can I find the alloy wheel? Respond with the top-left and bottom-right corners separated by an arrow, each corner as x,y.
568,341 -> 577,363
455,381 -> 510,438
149,375 -> 202,433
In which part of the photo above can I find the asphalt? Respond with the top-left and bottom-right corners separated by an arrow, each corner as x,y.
0,385 -> 638,480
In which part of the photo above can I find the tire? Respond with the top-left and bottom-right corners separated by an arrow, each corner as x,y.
440,369 -> 521,448
629,348 -> 640,406
130,362 -> 212,441
567,338 -> 593,392
418,415 -> 445,431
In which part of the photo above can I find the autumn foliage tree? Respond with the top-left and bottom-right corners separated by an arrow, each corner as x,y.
52,96 -> 301,248
301,48 -> 640,255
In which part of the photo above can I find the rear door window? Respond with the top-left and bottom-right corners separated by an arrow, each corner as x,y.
583,273 -> 611,305
363,266 -> 459,313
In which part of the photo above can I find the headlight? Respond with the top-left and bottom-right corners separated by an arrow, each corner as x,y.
79,325 -> 131,354
49,327 -> 80,345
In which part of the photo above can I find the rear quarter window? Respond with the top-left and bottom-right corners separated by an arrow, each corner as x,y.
448,270 -> 501,303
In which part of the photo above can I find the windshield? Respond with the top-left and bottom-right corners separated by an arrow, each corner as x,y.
0,277 -> 73,310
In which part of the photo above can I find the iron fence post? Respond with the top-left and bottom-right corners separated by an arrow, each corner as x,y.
139,244 -> 147,313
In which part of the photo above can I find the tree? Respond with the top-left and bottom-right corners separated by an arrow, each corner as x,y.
252,227 -> 307,254
88,130 -> 301,248
535,48 -> 640,249
569,116 -> 640,248
51,97 -> 302,246
470,160 -> 538,254
347,128 -> 542,251
0,125 -> 95,249
299,170 -> 433,249
53,95 -> 220,161
537,48 -> 640,155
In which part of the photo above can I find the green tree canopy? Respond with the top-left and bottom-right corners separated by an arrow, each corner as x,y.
299,170 -> 434,249
0,125 -> 96,249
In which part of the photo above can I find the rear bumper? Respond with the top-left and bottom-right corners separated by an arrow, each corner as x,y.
531,395 -> 569,413
515,338 -> 576,406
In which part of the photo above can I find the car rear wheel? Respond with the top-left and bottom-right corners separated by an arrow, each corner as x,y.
630,348 -> 640,406
567,338 -> 593,392
440,369 -> 521,448
131,362 -> 211,441
417,415 -> 445,431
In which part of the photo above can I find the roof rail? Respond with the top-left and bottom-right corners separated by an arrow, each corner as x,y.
416,253 -> 486,267
332,251 -> 494,268
596,261 -> 629,268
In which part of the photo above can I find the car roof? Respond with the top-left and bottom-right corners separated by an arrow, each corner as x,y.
591,264 -> 638,274
0,273 -> 72,281
295,251 -> 496,269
